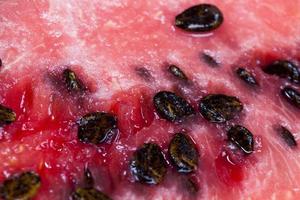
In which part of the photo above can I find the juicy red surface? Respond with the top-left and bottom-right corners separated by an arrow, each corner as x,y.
0,0 -> 300,200
215,151 -> 244,186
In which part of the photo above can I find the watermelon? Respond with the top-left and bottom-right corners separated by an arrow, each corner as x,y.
0,0 -> 299,199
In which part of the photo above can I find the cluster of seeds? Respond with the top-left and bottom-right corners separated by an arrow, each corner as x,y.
129,133 -> 199,186
0,2 -> 299,199
262,60 -> 300,109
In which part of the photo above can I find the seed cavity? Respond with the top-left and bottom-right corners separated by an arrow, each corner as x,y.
0,171 -> 41,200
199,94 -> 243,123
72,188 -> 112,200
182,177 -> 199,195
0,104 -> 16,126
201,53 -> 219,67
227,125 -> 254,154
130,143 -> 167,185
175,4 -> 224,32
281,87 -> 300,108
63,68 -> 86,92
279,127 -> 297,148
236,68 -> 258,86
77,112 -> 118,144
84,168 -> 94,188
168,65 -> 188,81
169,133 -> 199,173
263,60 -> 300,84
135,67 -> 153,81
153,91 -> 194,122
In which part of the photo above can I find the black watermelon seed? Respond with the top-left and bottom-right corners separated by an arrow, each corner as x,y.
175,4 -> 224,32
279,127 -> 297,148
72,188 -> 112,200
263,60 -> 300,84
0,104 -> 16,126
135,67 -> 153,81
153,91 -> 194,122
84,168 -> 94,188
0,171 -> 41,200
0,59 -> 2,67
168,65 -> 188,81
199,94 -> 243,123
201,53 -> 219,67
130,143 -> 167,185
281,87 -> 300,108
78,112 -> 118,144
236,68 -> 258,86
168,133 -> 199,173
227,125 -> 254,154
63,69 -> 86,92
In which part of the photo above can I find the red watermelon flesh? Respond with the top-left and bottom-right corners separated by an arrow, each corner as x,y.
0,0 -> 300,199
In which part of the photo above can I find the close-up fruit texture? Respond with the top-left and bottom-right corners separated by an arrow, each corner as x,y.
0,0 -> 299,199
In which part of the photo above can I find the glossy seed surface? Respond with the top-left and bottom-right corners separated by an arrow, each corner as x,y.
72,188 -> 112,200
169,133 -> 199,173
168,65 -> 188,81
281,87 -> 300,108
263,60 -> 300,83
175,4 -> 224,32
0,104 -> 16,126
63,68 -> 85,92
130,143 -> 167,185
153,91 -> 194,122
236,67 -> 258,86
279,127 -> 297,148
78,112 -> 118,144
199,94 -> 243,123
0,171 -> 41,200
227,125 -> 254,154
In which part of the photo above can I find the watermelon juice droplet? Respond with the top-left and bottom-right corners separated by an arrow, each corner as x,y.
215,151 -> 244,186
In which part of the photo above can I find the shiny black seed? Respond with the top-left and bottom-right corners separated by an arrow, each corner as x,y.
72,188 -> 112,200
263,60 -> 300,84
0,59 -> 2,67
153,91 -> 194,122
84,168 -> 94,188
281,87 -> 300,108
227,125 -> 254,154
169,133 -> 199,173
0,171 -> 41,200
236,68 -> 258,86
78,112 -> 118,144
168,65 -> 188,81
175,4 -> 224,32
201,53 -> 219,67
279,127 -> 297,148
199,94 -> 243,123
63,69 -> 85,92
135,67 -> 153,81
0,104 -> 16,126
130,143 -> 167,185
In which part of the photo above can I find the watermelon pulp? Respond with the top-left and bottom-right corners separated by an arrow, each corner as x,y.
0,0 -> 300,199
